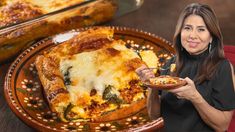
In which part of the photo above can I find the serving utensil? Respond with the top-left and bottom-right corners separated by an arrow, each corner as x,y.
143,67 -> 170,71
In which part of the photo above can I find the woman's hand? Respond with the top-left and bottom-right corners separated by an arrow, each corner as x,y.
168,77 -> 202,102
135,65 -> 155,83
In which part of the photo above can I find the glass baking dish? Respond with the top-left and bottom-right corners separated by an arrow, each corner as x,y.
0,0 -> 144,63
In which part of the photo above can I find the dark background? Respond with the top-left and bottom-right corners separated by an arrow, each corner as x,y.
109,0 -> 235,45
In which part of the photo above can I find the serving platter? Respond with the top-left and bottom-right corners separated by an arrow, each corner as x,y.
4,26 -> 174,131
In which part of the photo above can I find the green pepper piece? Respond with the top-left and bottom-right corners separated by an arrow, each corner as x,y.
64,103 -> 81,121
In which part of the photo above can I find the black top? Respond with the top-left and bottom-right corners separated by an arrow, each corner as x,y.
160,51 -> 235,132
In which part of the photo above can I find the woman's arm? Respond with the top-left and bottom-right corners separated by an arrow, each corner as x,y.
192,63 -> 234,131
193,63 -> 235,131
192,92 -> 233,132
147,88 -> 161,120
170,64 -> 235,131
135,65 -> 161,120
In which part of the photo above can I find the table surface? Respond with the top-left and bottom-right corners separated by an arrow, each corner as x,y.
1,0 -> 235,131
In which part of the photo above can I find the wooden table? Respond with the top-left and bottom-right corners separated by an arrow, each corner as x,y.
1,0 -> 234,131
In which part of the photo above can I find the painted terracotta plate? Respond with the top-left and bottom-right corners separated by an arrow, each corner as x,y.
145,75 -> 187,90
4,26 -> 174,131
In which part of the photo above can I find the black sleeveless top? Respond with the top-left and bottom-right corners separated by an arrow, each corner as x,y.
160,51 -> 235,132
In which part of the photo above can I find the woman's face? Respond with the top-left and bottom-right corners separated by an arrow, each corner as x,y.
181,14 -> 212,55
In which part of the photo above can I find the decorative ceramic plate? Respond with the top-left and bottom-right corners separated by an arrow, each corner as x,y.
4,26 -> 174,131
145,75 -> 187,90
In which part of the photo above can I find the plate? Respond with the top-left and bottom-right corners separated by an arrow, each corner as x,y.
145,76 -> 187,90
4,26 -> 174,131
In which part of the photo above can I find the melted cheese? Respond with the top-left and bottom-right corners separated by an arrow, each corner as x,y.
140,50 -> 159,68
71,106 -> 88,118
60,40 -> 159,108
60,41 -> 141,105
133,93 -> 145,102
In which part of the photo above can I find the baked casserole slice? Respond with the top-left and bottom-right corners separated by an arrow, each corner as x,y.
0,0 -> 117,63
35,27 -> 159,122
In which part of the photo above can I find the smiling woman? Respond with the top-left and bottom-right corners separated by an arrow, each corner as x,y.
136,3 -> 235,132
181,15 -> 212,55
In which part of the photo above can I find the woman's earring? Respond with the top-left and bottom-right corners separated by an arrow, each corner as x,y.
209,43 -> 212,53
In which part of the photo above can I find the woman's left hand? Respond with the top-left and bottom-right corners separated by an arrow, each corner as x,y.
168,77 -> 201,101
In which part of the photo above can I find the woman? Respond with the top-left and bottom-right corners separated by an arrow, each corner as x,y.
136,3 -> 235,132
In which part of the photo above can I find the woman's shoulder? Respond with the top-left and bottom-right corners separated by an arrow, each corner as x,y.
210,58 -> 235,111
215,58 -> 233,76
217,59 -> 232,70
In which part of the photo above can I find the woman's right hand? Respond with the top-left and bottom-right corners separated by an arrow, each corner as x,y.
135,65 -> 155,83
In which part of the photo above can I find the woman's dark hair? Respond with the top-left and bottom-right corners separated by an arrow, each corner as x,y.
173,3 -> 225,84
